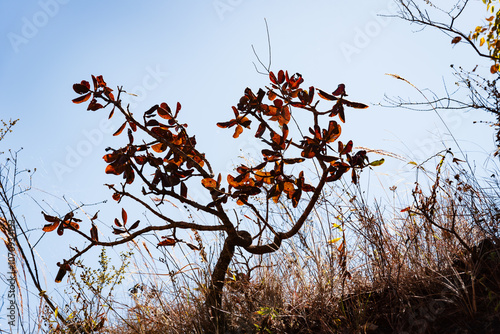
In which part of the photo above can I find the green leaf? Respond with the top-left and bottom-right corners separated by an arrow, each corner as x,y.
369,158 -> 385,166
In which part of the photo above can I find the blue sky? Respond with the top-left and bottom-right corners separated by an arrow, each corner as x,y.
0,0 -> 498,327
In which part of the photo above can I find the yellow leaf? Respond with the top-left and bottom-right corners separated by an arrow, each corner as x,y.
331,223 -> 342,231
328,237 -> 342,244
480,37 -> 486,46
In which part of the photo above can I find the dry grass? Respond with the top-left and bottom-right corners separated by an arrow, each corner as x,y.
42,153 -> 500,333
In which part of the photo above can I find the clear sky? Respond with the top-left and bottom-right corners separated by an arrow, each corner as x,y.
0,0 -> 497,327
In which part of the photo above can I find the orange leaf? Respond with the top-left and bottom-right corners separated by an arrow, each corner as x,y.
158,238 -> 176,247
233,124 -> 243,138
113,122 -> 127,136
202,178 -> 217,189
491,63 -> 499,74
72,92 -> 92,104
151,142 -> 167,153
451,36 -> 462,44
157,106 -> 172,120
42,221 -> 59,232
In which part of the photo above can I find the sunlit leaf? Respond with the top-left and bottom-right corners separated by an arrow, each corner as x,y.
278,70 -> 285,84
113,122 -> 127,136
233,124 -> 243,138
491,63 -> 499,74
217,120 -> 237,128
202,178 -> 217,189
42,221 -> 60,232
269,71 -> 278,84
72,93 -> 92,104
328,237 -> 342,244
343,100 -> 368,109
158,237 -> 176,247
369,158 -> 385,166
341,140 -> 353,155
157,105 -> 172,119
152,142 -> 167,153
317,89 -> 337,101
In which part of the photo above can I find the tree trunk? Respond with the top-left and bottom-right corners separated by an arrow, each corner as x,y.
206,235 -> 236,333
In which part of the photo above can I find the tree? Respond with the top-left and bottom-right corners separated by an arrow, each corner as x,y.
42,71 -> 379,331
391,0 -> 500,154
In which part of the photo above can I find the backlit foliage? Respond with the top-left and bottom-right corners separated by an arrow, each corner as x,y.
42,72 -> 378,324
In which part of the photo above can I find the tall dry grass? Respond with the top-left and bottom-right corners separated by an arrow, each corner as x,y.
42,152 -> 500,333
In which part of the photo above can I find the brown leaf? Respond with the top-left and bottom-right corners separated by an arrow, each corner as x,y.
331,83 -> 346,96
42,221 -> 60,232
122,208 -> 128,225
113,122 -> 127,136
491,63 -> 499,74
90,224 -> 98,242
42,212 -> 59,223
451,36 -> 462,44
180,181 -> 188,198
55,261 -> 71,283
317,89 -> 338,101
73,81 -> 90,94
129,220 -> 140,230
72,92 -> 92,104
158,237 -> 176,247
